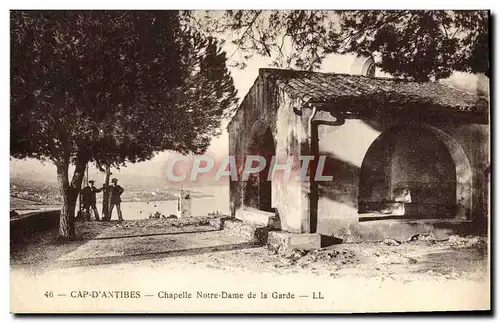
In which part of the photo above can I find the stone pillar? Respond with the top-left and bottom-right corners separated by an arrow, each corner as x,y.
176,190 -> 192,218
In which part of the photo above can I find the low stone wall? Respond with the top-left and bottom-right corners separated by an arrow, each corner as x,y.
222,219 -> 274,245
353,219 -> 484,242
10,210 -> 61,245
234,207 -> 281,229
318,215 -> 487,243
267,231 -> 322,251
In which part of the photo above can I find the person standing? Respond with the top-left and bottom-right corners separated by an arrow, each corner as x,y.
81,180 -> 103,221
109,178 -> 125,221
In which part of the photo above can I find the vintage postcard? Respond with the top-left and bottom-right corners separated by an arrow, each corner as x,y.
10,9 -> 490,313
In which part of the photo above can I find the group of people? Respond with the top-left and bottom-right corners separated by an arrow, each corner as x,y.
80,178 -> 125,221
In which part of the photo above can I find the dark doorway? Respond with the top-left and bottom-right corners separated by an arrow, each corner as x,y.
259,128 -> 275,211
243,126 -> 276,212
359,126 -> 457,218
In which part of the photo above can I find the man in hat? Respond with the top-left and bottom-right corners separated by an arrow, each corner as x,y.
109,178 -> 125,221
81,180 -> 103,221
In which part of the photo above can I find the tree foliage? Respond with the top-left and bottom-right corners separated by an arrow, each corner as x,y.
11,10 -> 237,167
193,10 -> 489,81
11,10 -> 237,238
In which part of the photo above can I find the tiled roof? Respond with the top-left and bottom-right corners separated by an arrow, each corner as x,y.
260,68 -> 488,113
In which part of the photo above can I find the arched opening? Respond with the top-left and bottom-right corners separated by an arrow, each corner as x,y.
359,125 -> 472,219
243,125 -> 276,212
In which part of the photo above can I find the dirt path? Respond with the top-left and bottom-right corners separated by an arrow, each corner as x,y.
11,218 -> 224,269
11,241 -> 489,313
12,219 -> 489,281
54,230 -> 258,267
10,219 -> 490,312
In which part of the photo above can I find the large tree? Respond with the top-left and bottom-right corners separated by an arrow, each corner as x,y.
193,10 -> 489,81
11,11 -> 237,239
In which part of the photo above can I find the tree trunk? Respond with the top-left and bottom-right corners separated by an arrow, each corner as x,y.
70,156 -> 88,221
56,161 -> 72,239
102,164 -> 112,220
55,155 -> 88,240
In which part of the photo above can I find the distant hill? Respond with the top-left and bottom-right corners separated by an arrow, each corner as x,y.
11,156 -> 230,191
10,159 -> 167,191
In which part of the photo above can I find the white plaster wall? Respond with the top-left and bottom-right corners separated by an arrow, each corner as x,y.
315,119 -> 381,235
272,91 -> 309,233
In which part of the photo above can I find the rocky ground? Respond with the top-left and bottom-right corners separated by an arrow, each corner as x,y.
10,218 -> 490,313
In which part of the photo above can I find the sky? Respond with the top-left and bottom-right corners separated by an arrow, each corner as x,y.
10,14 -> 487,185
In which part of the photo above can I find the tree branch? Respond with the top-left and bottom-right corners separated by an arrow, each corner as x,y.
228,11 -> 262,60
337,11 -> 409,51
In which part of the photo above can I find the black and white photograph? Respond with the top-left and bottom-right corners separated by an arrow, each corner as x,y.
9,8 -> 491,313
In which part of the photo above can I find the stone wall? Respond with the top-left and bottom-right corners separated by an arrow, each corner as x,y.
228,74 -> 309,233
10,210 -> 60,245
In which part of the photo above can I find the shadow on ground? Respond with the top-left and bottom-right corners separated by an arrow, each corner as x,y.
53,241 -> 262,269
11,218 -> 260,271
10,221 -> 115,270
